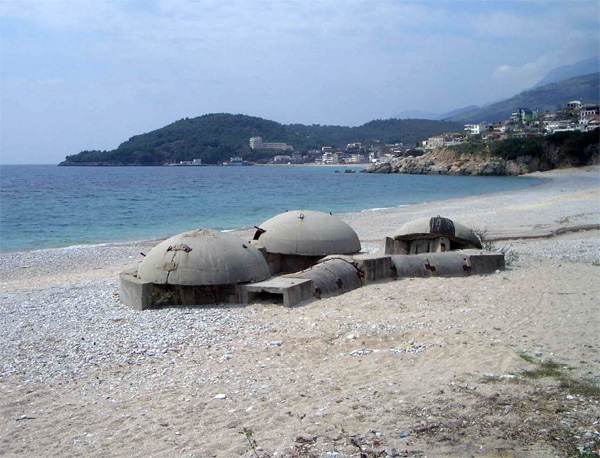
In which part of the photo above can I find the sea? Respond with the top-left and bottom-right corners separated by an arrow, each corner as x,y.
0,165 -> 542,253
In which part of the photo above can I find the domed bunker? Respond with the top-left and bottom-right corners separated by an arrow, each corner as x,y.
252,210 -> 361,274
119,229 -> 270,310
382,215 -> 482,255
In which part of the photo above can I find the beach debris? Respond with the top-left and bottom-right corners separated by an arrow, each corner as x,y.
348,348 -> 377,356
214,393 -> 227,400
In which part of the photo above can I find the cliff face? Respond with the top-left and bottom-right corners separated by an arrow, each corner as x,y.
365,149 -> 536,176
364,136 -> 599,176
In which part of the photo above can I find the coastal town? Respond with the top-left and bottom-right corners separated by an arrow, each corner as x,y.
173,100 -> 599,167
271,100 -> 600,166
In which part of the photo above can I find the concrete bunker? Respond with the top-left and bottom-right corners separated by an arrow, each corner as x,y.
119,215 -> 505,310
119,229 -> 270,310
383,216 -> 482,255
252,210 -> 361,274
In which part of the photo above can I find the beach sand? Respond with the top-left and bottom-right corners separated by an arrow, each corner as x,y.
1,167 -> 599,457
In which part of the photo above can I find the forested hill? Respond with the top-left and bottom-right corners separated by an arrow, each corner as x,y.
59,114 -> 462,166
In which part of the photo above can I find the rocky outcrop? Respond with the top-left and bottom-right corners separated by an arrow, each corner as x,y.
363,139 -> 599,176
363,149 -> 526,176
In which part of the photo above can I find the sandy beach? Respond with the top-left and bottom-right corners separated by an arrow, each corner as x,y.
1,166 -> 599,457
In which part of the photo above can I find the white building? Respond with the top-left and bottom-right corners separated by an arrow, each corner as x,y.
249,137 -> 263,149
566,100 -> 583,110
348,154 -> 367,163
464,123 -> 487,135
426,136 -> 445,148
264,142 -> 293,151
178,158 -> 202,166
249,136 -> 293,150
321,152 -> 339,164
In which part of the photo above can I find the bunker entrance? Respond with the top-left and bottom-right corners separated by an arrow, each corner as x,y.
246,290 -> 284,305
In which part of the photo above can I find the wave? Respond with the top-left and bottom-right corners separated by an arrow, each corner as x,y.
361,204 -> 410,212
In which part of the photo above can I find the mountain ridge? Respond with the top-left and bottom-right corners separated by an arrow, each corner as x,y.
444,72 -> 599,124
533,56 -> 600,89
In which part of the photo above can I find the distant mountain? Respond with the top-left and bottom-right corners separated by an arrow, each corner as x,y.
60,114 -> 463,166
533,56 -> 600,89
394,105 -> 478,121
445,73 -> 600,124
438,105 -> 479,120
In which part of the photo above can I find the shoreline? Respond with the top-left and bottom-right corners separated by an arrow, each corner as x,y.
1,166 -> 596,288
0,168 -> 552,256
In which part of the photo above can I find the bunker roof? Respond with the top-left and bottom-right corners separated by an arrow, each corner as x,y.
393,216 -> 481,248
138,229 -> 270,286
255,210 -> 361,256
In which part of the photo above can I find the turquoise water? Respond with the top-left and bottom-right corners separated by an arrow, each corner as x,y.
0,165 -> 541,252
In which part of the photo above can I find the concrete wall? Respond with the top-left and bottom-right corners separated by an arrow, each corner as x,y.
285,258 -> 362,299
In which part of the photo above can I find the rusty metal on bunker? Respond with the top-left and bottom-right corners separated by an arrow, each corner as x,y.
393,216 -> 481,248
429,216 -> 455,238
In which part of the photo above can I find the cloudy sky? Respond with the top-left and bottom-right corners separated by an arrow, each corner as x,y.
1,0 -> 598,164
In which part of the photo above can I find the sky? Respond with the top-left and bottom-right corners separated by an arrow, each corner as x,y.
1,0 -> 599,164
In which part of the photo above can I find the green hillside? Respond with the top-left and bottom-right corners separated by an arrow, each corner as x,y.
60,114 -> 462,165
446,73 -> 600,124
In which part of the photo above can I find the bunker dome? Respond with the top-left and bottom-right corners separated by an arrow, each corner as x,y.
138,229 -> 270,286
252,210 -> 361,274
384,216 -> 481,255
254,210 -> 361,256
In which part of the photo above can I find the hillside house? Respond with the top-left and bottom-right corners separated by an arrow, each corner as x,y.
464,123 -> 488,135
580,105 -> 599,119
511,108 -> 539,124
580,114 -> 600,132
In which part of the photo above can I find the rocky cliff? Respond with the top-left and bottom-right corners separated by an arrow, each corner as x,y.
363,132 -> 599,176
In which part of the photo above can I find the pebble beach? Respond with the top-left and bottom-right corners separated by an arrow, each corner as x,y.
1,166 -> 599,457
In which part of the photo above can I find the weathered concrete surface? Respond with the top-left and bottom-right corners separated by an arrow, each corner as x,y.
240,277 -> 314,307
119,269 -> 154,311
259,250 -> 323,275
120,268 -> 244,310
254,210 -> 361,256
391,250 -> 505,279
419,252 -> 470,277
390,255 -> 430,278
322,254 -> 392,285
138,229 -> 270,286
467,252 -> 506,274
285,258 -> 363,299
